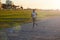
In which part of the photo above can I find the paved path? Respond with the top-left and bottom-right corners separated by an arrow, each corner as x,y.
1,16 -> 60,40
19,16 -> 60,40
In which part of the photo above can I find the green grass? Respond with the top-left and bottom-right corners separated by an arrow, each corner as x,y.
0,9 -> 32,22
0,9 -> 32,29
0,9 -> 32,18
37,10 -> 60,20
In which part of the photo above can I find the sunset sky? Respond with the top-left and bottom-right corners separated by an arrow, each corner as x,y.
1,0 -> 60,9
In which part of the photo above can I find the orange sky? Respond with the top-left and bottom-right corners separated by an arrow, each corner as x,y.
1,0 -> 60,9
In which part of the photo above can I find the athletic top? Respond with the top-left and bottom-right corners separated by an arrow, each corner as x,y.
32,12 -> 37,18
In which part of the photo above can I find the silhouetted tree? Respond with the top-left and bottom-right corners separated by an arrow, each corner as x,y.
6,0 -> 13,9
2,4 -> 7,9
0,2 -> 1,9
20,6 -> 23,10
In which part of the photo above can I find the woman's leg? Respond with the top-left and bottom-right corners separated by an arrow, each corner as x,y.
33,18 -> 35,28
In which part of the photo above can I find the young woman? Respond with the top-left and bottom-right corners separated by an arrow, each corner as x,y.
31,9 -> 37,28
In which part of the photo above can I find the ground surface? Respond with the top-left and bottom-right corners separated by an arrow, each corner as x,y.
1,16 -> 60,40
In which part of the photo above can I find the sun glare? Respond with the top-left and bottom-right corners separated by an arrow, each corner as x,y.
1,0 -> 60,9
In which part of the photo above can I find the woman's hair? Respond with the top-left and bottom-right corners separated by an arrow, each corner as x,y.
33,9 -> 36,12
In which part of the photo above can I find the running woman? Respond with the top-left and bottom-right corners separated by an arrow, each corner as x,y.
31,9 -> 37,28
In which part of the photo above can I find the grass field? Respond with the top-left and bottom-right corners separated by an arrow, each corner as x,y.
0,9 -> 32,18
0,9 -> 32,29
37,10 -> 60,20
0,9 -> 60,29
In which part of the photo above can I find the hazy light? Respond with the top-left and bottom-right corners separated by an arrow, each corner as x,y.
1,0 -> 60,9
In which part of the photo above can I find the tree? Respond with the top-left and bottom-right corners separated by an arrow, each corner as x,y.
2,4 -> 7,9
20,6 -> 23,10
0,0 -> 2,9
6,0 -> 13,9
